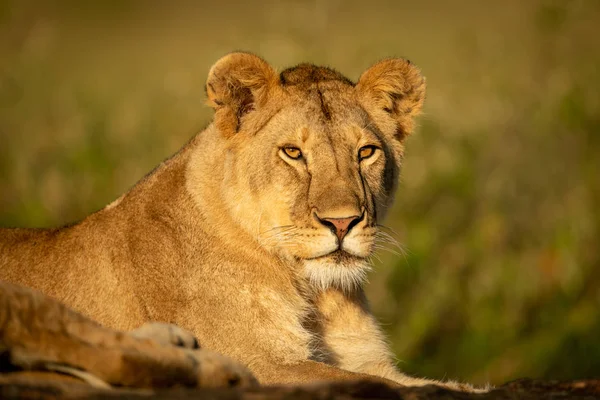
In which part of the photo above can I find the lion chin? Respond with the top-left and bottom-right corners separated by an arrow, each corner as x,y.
302,250 -> 372,292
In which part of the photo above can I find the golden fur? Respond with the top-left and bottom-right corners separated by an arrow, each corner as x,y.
0,52 -> 480,391
0,281 -> 256,389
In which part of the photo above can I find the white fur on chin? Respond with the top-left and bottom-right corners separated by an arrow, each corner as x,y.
303,254 -> 372,292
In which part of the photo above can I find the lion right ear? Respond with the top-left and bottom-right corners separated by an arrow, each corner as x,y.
206,52 -> 279,136
356,58 -> 426,141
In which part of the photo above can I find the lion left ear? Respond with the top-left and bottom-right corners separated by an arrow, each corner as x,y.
206,52 -> 279,136
356,58 -> 426,140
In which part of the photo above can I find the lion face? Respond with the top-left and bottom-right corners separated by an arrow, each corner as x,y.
206,53 -> 425,291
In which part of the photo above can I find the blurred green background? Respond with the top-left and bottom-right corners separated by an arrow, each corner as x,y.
1,0 -> 599,386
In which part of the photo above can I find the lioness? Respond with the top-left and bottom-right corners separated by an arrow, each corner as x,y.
0,52 -> 476,390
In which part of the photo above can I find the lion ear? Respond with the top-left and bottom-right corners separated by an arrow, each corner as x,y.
356,58 -> 426,140
206,52 -> 278,136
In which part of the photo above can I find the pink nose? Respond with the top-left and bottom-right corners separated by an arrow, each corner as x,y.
318,216 -> 362,242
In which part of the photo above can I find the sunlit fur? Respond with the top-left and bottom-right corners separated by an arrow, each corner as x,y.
0,282 -> 257,388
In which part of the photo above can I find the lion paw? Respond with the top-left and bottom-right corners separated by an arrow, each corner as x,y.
442,380 -> 491,393
130,322 -> 200,349
128,323 -> 257,388
187,349 -> 258,388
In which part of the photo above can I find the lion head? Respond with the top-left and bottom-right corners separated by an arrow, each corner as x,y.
203,52 -> 425,291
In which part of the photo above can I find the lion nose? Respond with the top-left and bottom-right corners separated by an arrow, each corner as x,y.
317,215 -> 363,242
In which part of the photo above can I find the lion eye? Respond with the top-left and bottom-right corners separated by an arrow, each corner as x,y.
358,146 -> 377,160
282,147 -> 302,160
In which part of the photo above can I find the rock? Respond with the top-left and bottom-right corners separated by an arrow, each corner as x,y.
2,373 -> 599,400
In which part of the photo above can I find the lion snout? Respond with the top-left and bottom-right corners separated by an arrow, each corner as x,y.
314,213 -> 364,242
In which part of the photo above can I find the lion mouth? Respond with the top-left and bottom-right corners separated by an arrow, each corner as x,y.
307,249 -> 362,262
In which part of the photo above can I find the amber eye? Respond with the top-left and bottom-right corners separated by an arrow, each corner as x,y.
358,146 -> 377,160
282,146 -> 302,160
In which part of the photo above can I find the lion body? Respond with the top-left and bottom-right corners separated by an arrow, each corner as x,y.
0,53 -> 477,390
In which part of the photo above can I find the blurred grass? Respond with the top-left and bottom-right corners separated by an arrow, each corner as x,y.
1,0 -> 599,386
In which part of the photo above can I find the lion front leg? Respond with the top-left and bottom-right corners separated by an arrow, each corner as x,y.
316,288 -> 487,393
0,281 -> 256,389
